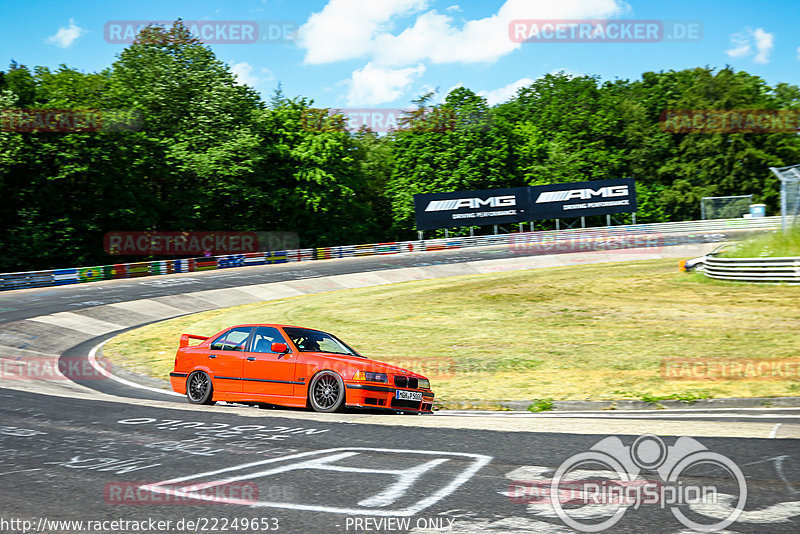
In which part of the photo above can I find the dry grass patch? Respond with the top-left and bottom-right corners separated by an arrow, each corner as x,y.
104,259 -> 800,402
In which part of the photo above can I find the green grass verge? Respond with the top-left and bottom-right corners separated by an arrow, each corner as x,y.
721,226 -> 800,258
103,259 -> 800,403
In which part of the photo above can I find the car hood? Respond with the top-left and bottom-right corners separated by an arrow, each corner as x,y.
301,352 -> 426,379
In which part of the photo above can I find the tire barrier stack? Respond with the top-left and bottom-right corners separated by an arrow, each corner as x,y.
702,256 -> 800,283
0,216 -> 782,291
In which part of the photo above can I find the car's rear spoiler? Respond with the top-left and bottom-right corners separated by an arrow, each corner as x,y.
180,334 -> 209,348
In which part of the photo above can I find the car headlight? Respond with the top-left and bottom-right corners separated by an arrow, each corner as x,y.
352,371 -> 388,383
418,378 -> 430,389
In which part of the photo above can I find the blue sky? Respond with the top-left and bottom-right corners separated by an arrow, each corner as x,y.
1,0 -> 798,108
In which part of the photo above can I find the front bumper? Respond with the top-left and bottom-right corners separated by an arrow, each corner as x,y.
345,383 -> 435,413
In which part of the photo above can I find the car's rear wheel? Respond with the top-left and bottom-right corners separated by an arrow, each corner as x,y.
186,371 -> 215,405
308,371 -> 345,413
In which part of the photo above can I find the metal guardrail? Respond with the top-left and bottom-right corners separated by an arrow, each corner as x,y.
703,256 -> 800,283
0,216 -> 782,291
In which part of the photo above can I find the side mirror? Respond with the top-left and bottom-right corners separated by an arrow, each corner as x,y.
271,342 -> 289,353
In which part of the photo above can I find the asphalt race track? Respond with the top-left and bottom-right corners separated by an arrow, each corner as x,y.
2,236 -> 800,533
2,389 -> 800,533
0,229 -> 743,324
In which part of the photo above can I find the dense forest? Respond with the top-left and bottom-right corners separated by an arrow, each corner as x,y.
1,22 -> 799,272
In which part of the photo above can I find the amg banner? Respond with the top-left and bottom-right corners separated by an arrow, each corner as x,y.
413,179 -> 636,230
529,178 -> 636,220
413,187 -> 530,231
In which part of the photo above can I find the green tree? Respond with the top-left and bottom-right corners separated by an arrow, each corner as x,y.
387,88 -> 512,234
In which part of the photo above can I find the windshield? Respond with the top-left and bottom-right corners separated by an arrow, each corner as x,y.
283,327 -> 362,357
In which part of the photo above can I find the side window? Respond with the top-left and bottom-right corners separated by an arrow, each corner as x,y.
251,326 -> 288,353
210,327 -> 252,352
318,338 -> 343,353
209,333 -> 226,351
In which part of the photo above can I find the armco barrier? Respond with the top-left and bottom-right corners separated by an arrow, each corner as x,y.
0,216 -> 783,292
127,261 -> 151,278
52,268 -> 78,286
0,270 -> 55,289
703,256 -> 800,283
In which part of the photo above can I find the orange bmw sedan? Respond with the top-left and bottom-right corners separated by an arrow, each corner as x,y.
170,324 -> 434,413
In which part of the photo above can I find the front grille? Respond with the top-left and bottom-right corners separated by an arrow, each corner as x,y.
394,376 -> 418,389
391,398 -> 422,409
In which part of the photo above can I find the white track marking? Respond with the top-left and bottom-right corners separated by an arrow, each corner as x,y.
141,447 -> 491,516
358,459 -> 449,507
689,494 -> 800,524
434,412 -> 800,419
770,423 -> 783,438
410,516 -> 574,533
442,406 -> 800,414
88,339 -> 182,397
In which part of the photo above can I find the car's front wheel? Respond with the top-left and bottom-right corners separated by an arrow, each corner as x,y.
308,371 -> 345,413
186,371 -> 215,405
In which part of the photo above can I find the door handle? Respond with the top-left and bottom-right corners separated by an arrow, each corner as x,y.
246,357 -> 255,361
209,355 -> 217,359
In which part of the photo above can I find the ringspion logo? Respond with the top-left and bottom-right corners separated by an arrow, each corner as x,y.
509,435 -> 746,532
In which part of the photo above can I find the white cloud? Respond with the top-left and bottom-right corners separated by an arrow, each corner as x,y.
45,19 -> 86,48
301,0 -> 626,67
372,0 -> 625,66
725,27 -> 774,63
752,28 -> 774,64
478,77 -> 537,105
797,46 -> 800,61
725,31 -> 751,58
346,62 -> 425,105
298,0 -> 430,65
230,62 -> 274,88
304,1 -> 626,106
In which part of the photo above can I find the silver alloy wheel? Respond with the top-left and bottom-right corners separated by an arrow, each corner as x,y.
309,371 -> 344,412
186,371 -> 214,405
